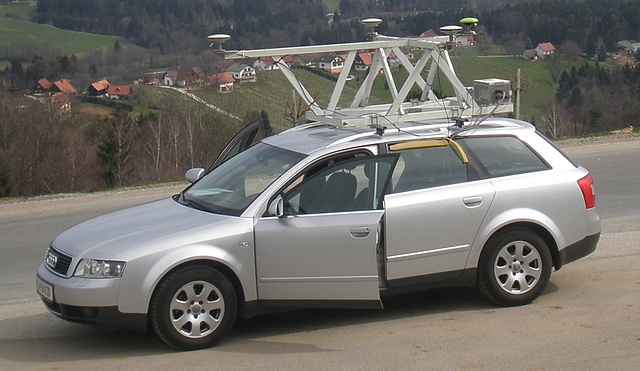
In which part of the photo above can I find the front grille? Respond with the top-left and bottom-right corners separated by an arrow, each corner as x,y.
44,247 -> 73,276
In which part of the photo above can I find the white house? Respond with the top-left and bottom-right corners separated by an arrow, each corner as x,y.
226,63 -> 256,83
318,54 -> 344,73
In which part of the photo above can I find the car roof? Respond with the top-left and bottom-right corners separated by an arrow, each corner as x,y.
263,118 -> 536,155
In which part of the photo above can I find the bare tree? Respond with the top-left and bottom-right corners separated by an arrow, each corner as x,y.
284,92 -> 312,127
543,102 -> 568,139
139,112 -> 167,180
474,25 -> 494,57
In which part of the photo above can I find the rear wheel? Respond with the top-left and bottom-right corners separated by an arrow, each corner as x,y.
150,265 -> 237,350
477,228 -> 552,306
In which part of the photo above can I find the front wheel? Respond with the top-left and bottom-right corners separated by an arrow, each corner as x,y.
150,265 -> 237,350
477,228 -> 552,307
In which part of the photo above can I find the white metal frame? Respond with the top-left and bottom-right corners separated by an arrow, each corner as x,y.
218,34 -> 513,127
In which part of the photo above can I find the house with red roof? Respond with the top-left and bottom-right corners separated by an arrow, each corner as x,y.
354,52 -> 375,72
33,78 -> 52,95
107,85 -> 132,100
419,29 -> 439,38
208,72 -> 235,93
535,43 -> 556,59
49,79 -> 76,95
162,67 -> 206,88
88,79 -> 110,97
253,56 -> 294,71
253,57 -> 278,71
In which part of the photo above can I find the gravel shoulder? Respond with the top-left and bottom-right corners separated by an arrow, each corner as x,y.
555,127 -> 640,147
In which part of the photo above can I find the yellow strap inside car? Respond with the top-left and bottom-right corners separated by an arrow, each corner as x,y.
389,138 -> 468,163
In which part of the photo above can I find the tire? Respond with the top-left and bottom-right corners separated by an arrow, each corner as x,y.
477,227 -> 552,307
150,265 -> 237,350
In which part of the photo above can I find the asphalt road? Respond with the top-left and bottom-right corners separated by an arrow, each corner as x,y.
0,137 -> 638,370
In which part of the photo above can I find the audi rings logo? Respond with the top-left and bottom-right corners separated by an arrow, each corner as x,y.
45,250 -> 58,269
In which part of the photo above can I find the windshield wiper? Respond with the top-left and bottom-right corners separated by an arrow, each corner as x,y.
179,193 -> 215,213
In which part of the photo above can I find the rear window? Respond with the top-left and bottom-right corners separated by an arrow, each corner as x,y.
458,136 -> 550,177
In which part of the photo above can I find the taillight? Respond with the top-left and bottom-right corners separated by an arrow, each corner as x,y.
577,174 -> 596,209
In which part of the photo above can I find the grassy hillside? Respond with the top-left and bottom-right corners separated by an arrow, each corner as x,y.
192,68 -> 376,132
322,0 -> 340,13
0,2 -> 117,62
363,47 -> 570,122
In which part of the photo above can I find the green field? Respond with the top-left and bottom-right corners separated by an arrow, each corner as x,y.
0,2 -> 33,20
193,68 -> 373,132
0,2 -> 117,58
322,0 -> 340,13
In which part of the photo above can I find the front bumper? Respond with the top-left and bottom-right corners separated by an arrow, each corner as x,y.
37,263 -> 122,307
36,263 -> 147,330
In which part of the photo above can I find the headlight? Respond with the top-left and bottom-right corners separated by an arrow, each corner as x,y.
74,259 -> 126,278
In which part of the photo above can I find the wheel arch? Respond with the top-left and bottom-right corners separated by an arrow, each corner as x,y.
471,220 -> 560,271
148,258 -> 247,317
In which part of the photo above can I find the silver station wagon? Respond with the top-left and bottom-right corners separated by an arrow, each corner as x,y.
37,117 -> 600,350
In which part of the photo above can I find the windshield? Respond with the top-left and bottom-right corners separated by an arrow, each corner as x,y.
180,142 -> 305,216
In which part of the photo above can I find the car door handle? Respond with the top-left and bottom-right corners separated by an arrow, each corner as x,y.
349,226 -> 371,238
463,196 -> 483,207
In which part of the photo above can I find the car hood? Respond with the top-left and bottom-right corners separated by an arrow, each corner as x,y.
51,197 -> 235,260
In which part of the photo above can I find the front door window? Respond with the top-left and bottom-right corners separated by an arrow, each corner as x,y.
282,153 -> 397,215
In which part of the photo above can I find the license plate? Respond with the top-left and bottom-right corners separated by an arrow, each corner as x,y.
36,275 -> 54,303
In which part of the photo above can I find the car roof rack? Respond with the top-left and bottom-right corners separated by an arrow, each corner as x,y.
209,18 -> 513,129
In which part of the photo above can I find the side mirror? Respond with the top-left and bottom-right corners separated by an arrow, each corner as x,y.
268,196 -> 284,217
185,168 -> 205,183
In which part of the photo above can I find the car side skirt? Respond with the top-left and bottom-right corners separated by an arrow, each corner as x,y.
381,268 -> 477,298
257,299 -> 383,311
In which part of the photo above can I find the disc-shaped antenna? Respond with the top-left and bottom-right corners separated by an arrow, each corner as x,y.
460,17 -> 479,26
208,34 -> 231,51
440,25 -> 463,35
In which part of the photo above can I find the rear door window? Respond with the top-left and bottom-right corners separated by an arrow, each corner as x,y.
390,142 -> 471,193
458,136 -> 550,177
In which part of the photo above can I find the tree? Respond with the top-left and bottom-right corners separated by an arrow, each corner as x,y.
138,111 -> 165,180
96,109 -> 136,187
586,34 -> 596,58
6,60 -> 27,89
597,44 -> 607,62
588,105 -> 603,133
26,56 -> 47,84
474,25 -> 493,56
284,92 -> 311,127
57,55 -> 70,73
543,102 -> 569,139
90,63 -> 98,77
568,86 -> 584,107
260,110 -> 273,138
0,156 -> 11,197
